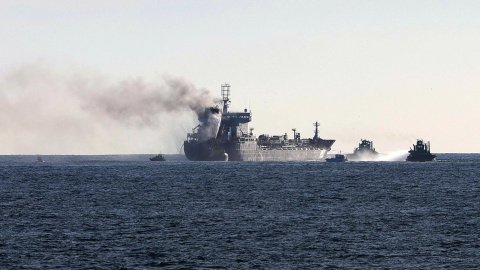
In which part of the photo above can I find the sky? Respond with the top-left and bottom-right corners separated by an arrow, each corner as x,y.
1,0 -> 479,154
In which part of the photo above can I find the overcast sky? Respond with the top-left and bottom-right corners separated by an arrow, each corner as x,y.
1,0 -> 479,154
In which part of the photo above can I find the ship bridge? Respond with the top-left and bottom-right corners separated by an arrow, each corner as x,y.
218,84 -> 252,140
223,111 -> 251,123
220,110 -> 252,140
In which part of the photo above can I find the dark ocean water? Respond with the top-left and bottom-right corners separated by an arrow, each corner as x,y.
1,154 -> 479,269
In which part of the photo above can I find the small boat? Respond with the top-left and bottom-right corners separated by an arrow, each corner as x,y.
406,139 -> 436,162
37,156 -> 44,163
150,153 -> 166,161
326,153 -> 348,162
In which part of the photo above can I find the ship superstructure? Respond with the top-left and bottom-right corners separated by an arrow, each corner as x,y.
184,84 -> 335,161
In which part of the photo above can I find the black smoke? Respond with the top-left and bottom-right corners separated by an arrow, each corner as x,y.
196,106 -> 222,142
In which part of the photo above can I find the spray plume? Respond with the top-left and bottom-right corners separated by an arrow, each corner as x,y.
378,150 -> 409,161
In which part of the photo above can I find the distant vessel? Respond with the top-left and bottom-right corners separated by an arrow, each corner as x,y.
37,156 -> 44,163
326,153 -> 348,162
150,153 -> 166,161
406,139 -> 437,162
184,84 -> 335,161
346,139 -> 380,161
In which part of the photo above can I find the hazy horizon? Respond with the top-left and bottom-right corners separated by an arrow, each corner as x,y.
1,1 -> 479,154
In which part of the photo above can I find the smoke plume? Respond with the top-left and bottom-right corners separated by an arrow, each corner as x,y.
74,74 -> 218,126
0,62 -> 219,154
196,106 -> 222,142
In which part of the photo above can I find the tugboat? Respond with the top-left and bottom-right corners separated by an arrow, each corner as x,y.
346,139 -> 380,161
326,152 -> 348,162
150,153 -> 166,161
406,139 -> 436,162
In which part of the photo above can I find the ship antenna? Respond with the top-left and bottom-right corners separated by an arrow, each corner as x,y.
313,121 -> 320,141
221,83 -> 231,114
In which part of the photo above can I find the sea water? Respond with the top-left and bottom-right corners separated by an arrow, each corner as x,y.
1,154 -> 479,269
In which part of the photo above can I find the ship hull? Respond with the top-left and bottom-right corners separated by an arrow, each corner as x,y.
326,158 -> 347,162
227,148 -> 329,162
184,140 -> 332,162
406,153 -> 437,162
184,140 -> 228,161
326,155 -> 348,162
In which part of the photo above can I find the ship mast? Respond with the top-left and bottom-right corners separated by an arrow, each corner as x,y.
313,121 -> 320,141
221,83 -> 231,114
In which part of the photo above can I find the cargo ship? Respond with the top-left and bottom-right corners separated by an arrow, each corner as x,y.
346,139 -> 380,161
406,139 -> 437,162
184,84 -> 335,161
